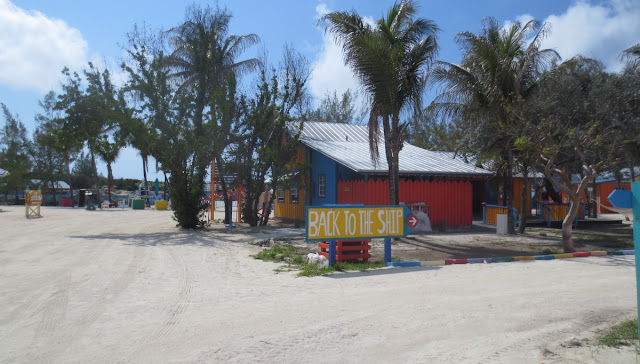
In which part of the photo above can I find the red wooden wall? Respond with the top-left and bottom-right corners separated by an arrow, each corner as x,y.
598,183 -> 631,213
337,179 -> 473,226
556,182 -> 631,213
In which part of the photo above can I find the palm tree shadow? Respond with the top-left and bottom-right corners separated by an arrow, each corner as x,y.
69,230 -> 255,247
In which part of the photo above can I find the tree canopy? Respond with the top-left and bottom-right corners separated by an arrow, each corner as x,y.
321,0 -> 439,205
430,17 -> 559,234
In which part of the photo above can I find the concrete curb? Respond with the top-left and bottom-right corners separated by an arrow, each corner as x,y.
386,250 -> 635,268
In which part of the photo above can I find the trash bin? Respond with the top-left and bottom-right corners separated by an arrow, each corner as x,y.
132,198 -> 145,210
154,200 -> 168,210
496,214 -> 508,235
78,189 -> 86,207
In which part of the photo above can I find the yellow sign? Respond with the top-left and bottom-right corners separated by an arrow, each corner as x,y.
25,190 -> 43,218
306,206 -> 411,241
26,190 -> 43,206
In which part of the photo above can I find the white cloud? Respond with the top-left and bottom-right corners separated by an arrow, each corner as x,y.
0,0 -> 88,92
537,0 -> 640,71
309,3 -> 362,107
315,3 -> 330,18
503,14 -> 535,32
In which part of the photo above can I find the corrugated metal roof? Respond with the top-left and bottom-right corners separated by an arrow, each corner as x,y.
294,121 -> 370,143
291,121 -> 492,176
29,179 -> 71,189
570,167 -> 640,184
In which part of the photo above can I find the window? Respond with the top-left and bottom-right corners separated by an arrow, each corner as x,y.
290,187 -> 299,204
318,174 -> 326,198
277,187 -> 285,203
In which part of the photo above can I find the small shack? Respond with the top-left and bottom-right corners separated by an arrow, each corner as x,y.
275,122 -> 493,226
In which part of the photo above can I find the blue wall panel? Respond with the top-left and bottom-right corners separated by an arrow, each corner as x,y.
310,150 -> 337,205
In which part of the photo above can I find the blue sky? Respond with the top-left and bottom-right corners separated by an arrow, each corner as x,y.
1,0 -> 639,180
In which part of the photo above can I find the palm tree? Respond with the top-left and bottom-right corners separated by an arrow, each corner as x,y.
621,43 -> 640,67
95,135 -> 123,204
164,5 -> 261,128
164,5 -> 261,225
120,116 -> 153,197
320,0 -> 439,205
430,17 -> 559,233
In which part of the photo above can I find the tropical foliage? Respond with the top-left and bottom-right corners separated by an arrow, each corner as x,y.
521,57 -> 615,251
430,17 -> 559,234
321,0 -> 439,205
233,47 -> 311,226
0,104 -> 31,201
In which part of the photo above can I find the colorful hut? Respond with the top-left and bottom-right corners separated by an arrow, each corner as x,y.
275,122 -> 493,226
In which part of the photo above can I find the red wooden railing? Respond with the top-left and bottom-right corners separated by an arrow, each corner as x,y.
337,179 -> 472,226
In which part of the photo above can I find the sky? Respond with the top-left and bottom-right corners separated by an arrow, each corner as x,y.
1,0 -> 639,180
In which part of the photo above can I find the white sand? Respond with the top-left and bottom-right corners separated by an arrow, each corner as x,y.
0,205 -> 638,363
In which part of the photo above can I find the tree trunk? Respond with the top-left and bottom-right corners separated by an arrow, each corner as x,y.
164,172 -> 168,201
216,156 -> 232,225
505,147 -> 515,234
542,158 -> 595,253
65,156 -> 74,201
142,156 -> 148,197
518,166 -> 528,234
544,178 -> 562,203
561,199 -> 581,253
260,188 -> 276,226
50,177 -> 58,205
47,149 -> 58,205
244,185 -> 261,227
90,149 -> 101,207
392,149 -> 400,205
384,114 -> 400,205
107,163 -> 113,203
258,187 -> 269,226
591,176 -> 597,218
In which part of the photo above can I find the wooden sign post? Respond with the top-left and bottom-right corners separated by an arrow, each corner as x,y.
306,205 -> 417,265
25,189 -> 43,218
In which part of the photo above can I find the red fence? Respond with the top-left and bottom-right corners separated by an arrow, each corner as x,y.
337,179 -> 472,226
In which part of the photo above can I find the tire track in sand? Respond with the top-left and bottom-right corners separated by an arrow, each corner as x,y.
0,239 -> 110,341
27,245 -> 148,364
31,274 -> 71,341
119,245 -> 194,363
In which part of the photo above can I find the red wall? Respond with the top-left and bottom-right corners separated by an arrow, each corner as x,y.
598,183 -> 631,213
337,179 -> 473,226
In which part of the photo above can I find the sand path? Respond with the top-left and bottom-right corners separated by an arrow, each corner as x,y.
0,206 -> 636,363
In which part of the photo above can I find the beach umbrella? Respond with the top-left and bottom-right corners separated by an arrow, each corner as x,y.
0,168 -> 8,178
154,178 -> 159,196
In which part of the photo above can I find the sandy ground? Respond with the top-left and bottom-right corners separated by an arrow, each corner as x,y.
1,205 -> 638,363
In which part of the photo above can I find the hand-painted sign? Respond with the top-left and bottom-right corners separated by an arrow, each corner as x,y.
305,205 -> 415,241
25,190 -> 43,218
406,213 -> 418,228
609,189 -> 632,208
26,190 -> 43,206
